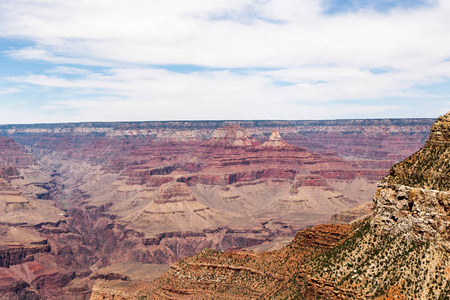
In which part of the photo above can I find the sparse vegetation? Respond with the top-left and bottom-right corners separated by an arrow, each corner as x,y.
310,218 -> 450,299
385,146 -> 450,191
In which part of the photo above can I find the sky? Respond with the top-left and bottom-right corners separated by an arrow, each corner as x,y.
0,0 -> 450,124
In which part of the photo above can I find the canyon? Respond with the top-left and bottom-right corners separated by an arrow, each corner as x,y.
113,112 -> 450,299
0,118 -> 434,299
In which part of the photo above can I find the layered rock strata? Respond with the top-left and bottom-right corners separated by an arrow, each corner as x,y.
125,182 -> 234,236
260,130 -> 291,148
153,182 -> 196,204
0,137 -> 35,167
202,124 -> 259,148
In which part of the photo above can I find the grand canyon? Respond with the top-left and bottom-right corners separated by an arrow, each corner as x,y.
1,0 -> 448,298
0,117 -> 437,299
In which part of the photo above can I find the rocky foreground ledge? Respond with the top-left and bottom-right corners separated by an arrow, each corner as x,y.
372,183 -> 450,250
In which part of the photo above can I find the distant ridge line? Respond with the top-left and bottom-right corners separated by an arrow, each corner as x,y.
0,118 -> 436,130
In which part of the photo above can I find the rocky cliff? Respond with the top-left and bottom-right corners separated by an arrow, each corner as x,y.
0,137 -> 35,167
372,111 -> 450,250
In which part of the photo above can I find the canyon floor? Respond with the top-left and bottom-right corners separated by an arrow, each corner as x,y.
0,118 -> 434,299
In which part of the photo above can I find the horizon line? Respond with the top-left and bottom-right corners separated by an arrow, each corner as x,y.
0,117 -> 437,128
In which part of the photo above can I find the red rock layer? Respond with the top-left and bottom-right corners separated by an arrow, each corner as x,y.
125,126 -> 378,187
202,124 -> 259,148
0,137 -> 35,168
0,243 -> 50,268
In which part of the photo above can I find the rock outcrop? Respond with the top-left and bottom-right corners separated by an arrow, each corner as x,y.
0,167 -> 20,182
425,112 -> 450,147
292,174 -> 328,189
372,184 -> 450,249
260,130 -> 291,148
0,243 -> 51,268
153,182 -> 196,204
202,124 -> 259,148
373,112 -> 450,247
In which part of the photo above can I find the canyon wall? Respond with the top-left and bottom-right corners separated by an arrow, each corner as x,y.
0,118 -> 435,299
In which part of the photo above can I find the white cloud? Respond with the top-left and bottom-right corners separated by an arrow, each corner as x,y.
45,66 -> 92,75
5,67 -> 408,121
0,0 -> 449,121
1,0 -> 448,69
0,87 -> 21,95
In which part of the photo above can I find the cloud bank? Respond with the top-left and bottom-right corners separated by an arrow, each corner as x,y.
0,0 -> 448,123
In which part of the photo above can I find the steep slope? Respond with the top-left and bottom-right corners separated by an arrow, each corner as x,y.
309,220 -> 449,299
372,111 -> 450,249
384,112 -> 450,191
0,137 -> 36,167
94,224 -> 360,300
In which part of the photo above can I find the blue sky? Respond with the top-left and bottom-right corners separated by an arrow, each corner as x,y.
0,0 -> 449,124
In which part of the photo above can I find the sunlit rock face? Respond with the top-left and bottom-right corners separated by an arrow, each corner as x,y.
426,111 -> 450,147
202,124 -> 259,148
